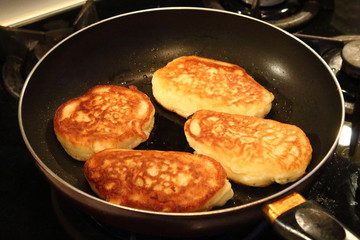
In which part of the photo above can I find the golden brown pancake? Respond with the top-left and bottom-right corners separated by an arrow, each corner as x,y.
54,85 -> 155,161
152,56 -> 274,118
84,149 -> 234,212
184,109 -> 313,187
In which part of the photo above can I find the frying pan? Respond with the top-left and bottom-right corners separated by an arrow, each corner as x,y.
19,7 -> 346,238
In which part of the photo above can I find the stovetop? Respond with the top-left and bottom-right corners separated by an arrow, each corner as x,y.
1,0 -> 360,239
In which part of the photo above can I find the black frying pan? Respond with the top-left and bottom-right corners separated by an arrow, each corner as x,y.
19,7 -> 345,238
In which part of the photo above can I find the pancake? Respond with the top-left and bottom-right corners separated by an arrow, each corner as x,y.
184,109 -> 313,187
84,149 -> 234,212
54,85 -> 155,161
152,56 -> 274,118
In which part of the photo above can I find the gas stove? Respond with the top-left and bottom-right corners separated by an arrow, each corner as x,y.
1,0 -> 359,239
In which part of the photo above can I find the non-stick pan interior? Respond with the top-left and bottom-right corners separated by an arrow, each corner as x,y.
20,8 -> 343,210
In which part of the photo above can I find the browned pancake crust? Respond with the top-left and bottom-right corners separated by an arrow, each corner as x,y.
155,56 -> 266,103
54,85 -> 154,159
84,149 -> 228,212
184,109 -> 313,186
152,56 -> 274,118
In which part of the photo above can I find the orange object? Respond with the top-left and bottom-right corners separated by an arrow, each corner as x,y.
262,192 -> 306,223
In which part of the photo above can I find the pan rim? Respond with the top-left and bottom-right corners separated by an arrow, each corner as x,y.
18,6 -> 345,217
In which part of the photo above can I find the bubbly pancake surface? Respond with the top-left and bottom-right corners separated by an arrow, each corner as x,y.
84,149 -> 233,212
54,85 -> 155,161
152,56 -> 274,118
184,109 -> 313,187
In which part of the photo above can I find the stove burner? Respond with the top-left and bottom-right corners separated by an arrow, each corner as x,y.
214,0 -> 320,29
2,55 -> 24,99
0,0 -> 98,99
242,0 -> 285,7
342,40 -> 360,79
51,189 -> 273,240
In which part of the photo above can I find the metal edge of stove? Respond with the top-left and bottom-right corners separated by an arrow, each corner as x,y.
0,0 -> 88,27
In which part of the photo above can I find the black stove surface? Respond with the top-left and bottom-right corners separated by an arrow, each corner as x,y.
1,0 -> 360,239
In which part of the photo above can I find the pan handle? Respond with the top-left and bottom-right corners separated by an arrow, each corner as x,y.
263,192 -> 359,240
